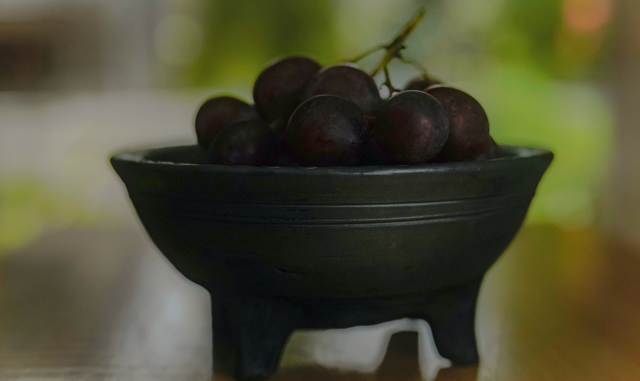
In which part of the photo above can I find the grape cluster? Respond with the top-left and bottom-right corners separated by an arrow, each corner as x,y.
194,10 -> 497,167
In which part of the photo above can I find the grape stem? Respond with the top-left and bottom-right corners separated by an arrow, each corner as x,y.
396,53 -> 430,76
381,66 -> 401,98
346,45 -> 386,63
369,7 -> 426,78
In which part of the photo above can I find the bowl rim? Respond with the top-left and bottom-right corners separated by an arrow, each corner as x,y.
110,143 -> 553,176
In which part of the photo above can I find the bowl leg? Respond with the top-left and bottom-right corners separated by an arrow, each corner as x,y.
210,292 -> 303,380
414,281 -> 482,366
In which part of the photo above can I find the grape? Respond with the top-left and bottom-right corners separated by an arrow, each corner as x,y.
373,91 -> 449,164
360,137 -> 390,165
356,118 -> 390,165
426,86 -> 492,162
275,151 -> 298,167
268,118 -> 289,138
195,96 -> 258,149
208,120 -> 279,166
285,95 -> 366,166
404,74 -> 441,91
475,137 -> 500,161
253,56 -> 322,125
303,64 -> 381,117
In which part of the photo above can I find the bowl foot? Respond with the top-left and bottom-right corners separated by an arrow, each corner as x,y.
411,281 -> 482,366
209,281 -> 482,380
210,293 -> 303,380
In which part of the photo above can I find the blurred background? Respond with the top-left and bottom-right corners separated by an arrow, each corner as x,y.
1,0 -> 639,380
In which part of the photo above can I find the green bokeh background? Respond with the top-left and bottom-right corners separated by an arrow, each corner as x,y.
0,0 -> 614,254
183,0 -> 613,228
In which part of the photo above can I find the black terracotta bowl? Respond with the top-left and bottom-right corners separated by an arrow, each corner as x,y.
111,144 -> 552,380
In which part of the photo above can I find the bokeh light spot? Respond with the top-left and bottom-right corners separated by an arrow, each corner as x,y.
563,0 -> 612,33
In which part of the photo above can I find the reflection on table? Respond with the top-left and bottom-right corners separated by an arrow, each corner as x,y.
1,225 -> 640,380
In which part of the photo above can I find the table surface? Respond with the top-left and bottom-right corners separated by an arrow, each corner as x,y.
1,225 -> 640,381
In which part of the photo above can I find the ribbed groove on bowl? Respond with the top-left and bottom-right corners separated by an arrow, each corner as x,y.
133,200 -> 532,227
128,189 -> 534,224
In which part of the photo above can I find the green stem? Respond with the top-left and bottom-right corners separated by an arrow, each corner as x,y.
369,7 -> 426,77
345,44 -> 386,63
396,54 -> 430,76
382,66 -> 401,98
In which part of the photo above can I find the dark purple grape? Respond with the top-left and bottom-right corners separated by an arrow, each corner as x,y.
208,120 -> 279,166
253,56 -> 322,124
355,116 -> 389,165
268,118 -> 289,138
404,74 -> 441,91
195,96 -> 258,149
360,137 -> 390,165
373,91 -> 449,164
275,151 -> 298,167
285,95 -> 366,166
475,137 -> 499,161
426,86 -> 492,162
303,65 -> 381,117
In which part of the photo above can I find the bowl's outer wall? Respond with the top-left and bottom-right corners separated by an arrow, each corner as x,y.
111,145 -> 553,299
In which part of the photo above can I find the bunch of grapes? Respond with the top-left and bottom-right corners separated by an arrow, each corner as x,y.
195,9 -> 498,167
